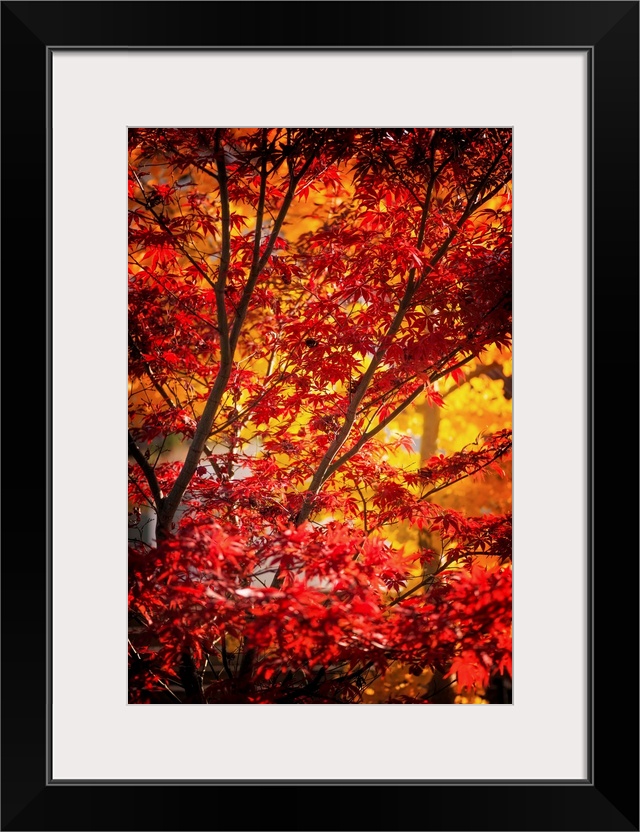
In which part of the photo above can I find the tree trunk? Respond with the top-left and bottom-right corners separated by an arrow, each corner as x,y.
419,398 -> 457,704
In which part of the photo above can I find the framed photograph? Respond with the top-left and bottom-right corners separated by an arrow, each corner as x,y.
2,2 -> 637,830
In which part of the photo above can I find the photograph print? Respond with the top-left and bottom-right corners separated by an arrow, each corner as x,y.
128,128 -> 512,704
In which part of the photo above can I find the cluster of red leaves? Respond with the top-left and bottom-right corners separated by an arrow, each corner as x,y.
129,521 -> 511,703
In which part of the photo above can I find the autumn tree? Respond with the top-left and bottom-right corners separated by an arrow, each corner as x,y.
128,128 -> 512,703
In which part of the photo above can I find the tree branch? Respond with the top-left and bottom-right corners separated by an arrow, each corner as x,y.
156,132 -> 234,536
293,145 -> 510,526
292,149 -> 511,507
386,577 -> 431,608
420,441 -> 511,500
128,639 -> 182,703
158,135 -> 325,536
128,431 -> 164,511
132,171 -> 217,290
128,333 -> 178,408
228,136 -> 323,356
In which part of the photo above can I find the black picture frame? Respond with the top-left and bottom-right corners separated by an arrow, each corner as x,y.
1,2 -> 638,830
